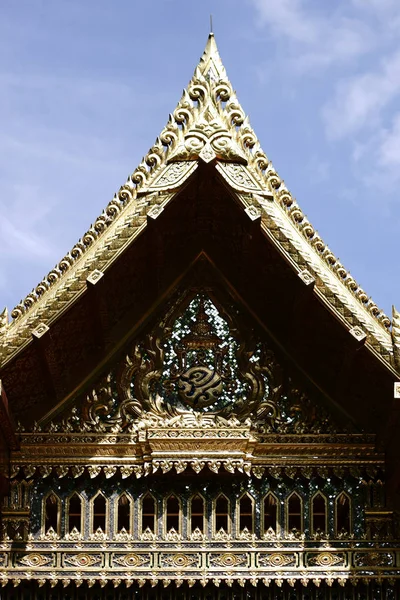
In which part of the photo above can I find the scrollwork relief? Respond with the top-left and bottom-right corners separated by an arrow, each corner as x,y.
39,291 -> 348,442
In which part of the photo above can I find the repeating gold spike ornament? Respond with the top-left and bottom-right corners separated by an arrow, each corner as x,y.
392,305 -> 400,370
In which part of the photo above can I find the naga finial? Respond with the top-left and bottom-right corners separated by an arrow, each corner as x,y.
392,305 -> 400,371
0,307 -> 8,333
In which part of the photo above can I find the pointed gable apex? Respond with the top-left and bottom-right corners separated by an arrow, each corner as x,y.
0,34 -> 398,375
198,33 -> 227,80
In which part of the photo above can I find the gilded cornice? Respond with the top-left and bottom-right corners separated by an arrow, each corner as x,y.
1,542 -> 399,588
0,34 -> 397,373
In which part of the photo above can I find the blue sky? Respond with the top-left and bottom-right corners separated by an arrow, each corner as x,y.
1,0 -> 399,318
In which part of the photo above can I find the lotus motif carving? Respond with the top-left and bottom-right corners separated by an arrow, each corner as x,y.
113,553 -> 150,568
355,552 -> 394,567
64,553 -> 101,568
18,553 -> 53,568
258,553 -> 296,568
308,552 -> 345,567
161,554 -> 199,568
210,553 -> 248,568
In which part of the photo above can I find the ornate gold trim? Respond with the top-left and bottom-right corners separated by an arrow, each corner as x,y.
0,34 -> 396,376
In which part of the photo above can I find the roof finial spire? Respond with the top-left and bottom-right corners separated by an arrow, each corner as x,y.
210,14 -> 213,34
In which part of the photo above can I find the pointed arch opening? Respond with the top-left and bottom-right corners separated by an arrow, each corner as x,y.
238,493 -> 254,534
44,492 -> 60,535
141,493 -> 156,534
336,492 -> 351,536
67,493 -> 82,535
117,493 -> 132,534
190,494 -> 205,534
165,494 -> 181,534
263,493 -> 278,535
214,494 -> 230,534
312,492 -> 327,535
287,492 -> 303,533
92,492 -> 107,534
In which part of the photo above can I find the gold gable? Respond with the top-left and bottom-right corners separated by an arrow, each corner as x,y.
0,34 -> 397,374
0,33 -> 399,597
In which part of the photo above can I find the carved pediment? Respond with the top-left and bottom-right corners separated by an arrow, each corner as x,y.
38,290 -> 352,442
11,287 -> 381,480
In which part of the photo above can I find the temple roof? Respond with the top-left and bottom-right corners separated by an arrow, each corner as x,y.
0,34 -> 398,376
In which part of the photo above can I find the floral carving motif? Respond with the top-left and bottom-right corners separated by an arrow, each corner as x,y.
308,552 -> 345,567
217,163 -> 264,194
258,553 -> 296,568
38,287 -> 352,456
150,162 -> 196,190
64,554 -> 102,568
164,528 -> 181,541
164,298 -> 232,409
113,553 -> 150,568
17,553 -> 53,568
354,552 -> 394,567
160,554 -> 199,569
210,553 -> 248,568
3,27 -> 391,398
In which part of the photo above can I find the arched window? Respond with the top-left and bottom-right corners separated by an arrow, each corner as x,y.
92,493 -> 107,533
238,494 -> 254,533
336,493 -> 351,535
190,495 -> 205,534
117,494 -> 131,534
312,492 -> 327,534
166,495 -> 180,533
287,492 -> 303,533
263,493 -> 278,534
44,492 -> 60,534
67,493 -> 82,534
141,494 -> 156,534
215,494 -> 230,533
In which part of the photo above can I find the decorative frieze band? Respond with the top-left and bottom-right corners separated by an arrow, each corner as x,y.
0,544 -> 399,587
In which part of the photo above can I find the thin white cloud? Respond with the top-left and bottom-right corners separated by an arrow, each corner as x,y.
322,51 -> 400,140
378,113 -> 400,168
251,0 -> 317,44
0,184 -> 56,260
250,0 -> 375,72
250,0 -> 400,186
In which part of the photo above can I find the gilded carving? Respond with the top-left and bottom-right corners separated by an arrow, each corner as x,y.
112,553 -> 150,568
258,553 -> 296,568
45,291 -> 343,447
17,553 -> 53,568
308,552 -> 345,567
210,553 -> 248,568
0,35 -> 397,596
148,162 -> 197,191
64,527 -> 82,541
392,306 -> 400,371
40,527 -> 59,541
64,554 -> 102,568
1,30 -> 392,380
160,553 -> 200,568
354,552 -> 394,567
